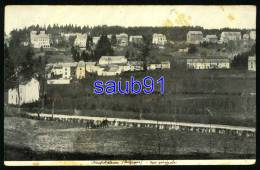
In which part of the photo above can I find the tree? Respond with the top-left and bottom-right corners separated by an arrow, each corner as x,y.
111,34 -> 117,46
86,36 -> 93,51
188,44 -> 197,54
141,35 -> 151,71
4,44 -> 14,81
94,34 -> 114,61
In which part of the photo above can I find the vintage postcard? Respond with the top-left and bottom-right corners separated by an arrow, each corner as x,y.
4,5 -> 256,166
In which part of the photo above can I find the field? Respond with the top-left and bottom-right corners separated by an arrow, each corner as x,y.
33,69 -> 256,127
4,116 -> 255,160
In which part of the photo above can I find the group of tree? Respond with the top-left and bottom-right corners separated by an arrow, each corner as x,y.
8,24 -> 254,43
71,34 -> 114,62
231,43 -> 255,69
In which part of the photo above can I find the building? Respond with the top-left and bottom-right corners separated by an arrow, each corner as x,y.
74,34 -> 88,48
161,61 -> 171,69
30,31 -> 50,48
47,79 -> 71,85
92,36 -> 101,45
152,33 -> 167,46
129,35 -> 143,45
243,34 -> 250,41
205,35 -> 218,43
8,78 -> 40,105
76,61 -> 86,79
99,56 -> 128,66
128,61 -> 144,71
147,61 -> 171,70
85,62 -> 98,73
220,32 -> 241,43
116,33 -> 129,46
61,32 -> 81,41
187,31 -> 203,44
178,48 -> 189,53
249,31 -> 256,40
97,65 -> 122,76
187,58 -> 230,69
46,62 -> 77,79
248,56 -> 256,71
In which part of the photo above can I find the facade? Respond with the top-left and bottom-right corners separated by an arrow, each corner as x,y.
161,61 -> 171,69
249,31 -> 256,40
47,62 -> 77,79
187,31 -> 203,44
74,34 -> 88,48
128,61 -> 144,71
187,58 -> 230,69
220,32 -> 241,43
99,56 -> 128,66
97,65 -> 122,76
152,33 -> 167,46
205,35 -> 218,43
8,78 -> 40,105
30,31 -> 50,48
76,61 -> 86,79
248,56 -> 256,71
243,34 -> 250,41
85,62 -> 98,73
92,36 -> 101,45
116,33 -> 129,46
129,35 -> 143,45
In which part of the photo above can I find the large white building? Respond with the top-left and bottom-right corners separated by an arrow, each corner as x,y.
30,31 -> 50,48
249,31 -> 256,40
187,58 -> 230,69
220,32 -> 241,43
8,78 -> 40,105
99,56 -> 128,66
152,33 -> 167,46
187,31 -> 203,44
205,35 -> 218,43
129,35 -> 143,45
248,56 -> 256,71
116,33 -> 129,46
74,33 -> 88,48
46,62 -> 77,80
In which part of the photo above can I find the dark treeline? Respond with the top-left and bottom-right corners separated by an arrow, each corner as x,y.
9,24 -> 254,42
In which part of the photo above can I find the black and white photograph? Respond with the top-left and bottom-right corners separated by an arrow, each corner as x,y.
3,5 -> 256,166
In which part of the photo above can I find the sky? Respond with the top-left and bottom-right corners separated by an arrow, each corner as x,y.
5,5 -> 256,34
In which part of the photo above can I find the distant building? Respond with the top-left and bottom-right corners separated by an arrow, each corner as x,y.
129,35 -> 143,45
47,62 -> 77,80
92,36 -> 101,45
178,48 -> 189,53
97,65 -> 122,76
205,35 -> 218,43
220,32 -> 241,43
152,33 -> 167,46
85,62 -> 98,73
147,61 -> 171,70
243,34 -> 250,41
99,56 -> 128,66
47,79 -> 71,84
76,61 -> 86,79
4,34 -> 10,47
187,31 -> 203,44
30,31 -> 50,48
61,32 -> 81,41
249,31 -> 256,40
248,56 -> 256,71
116,33 -> 129,46
74,34 -> 88,48
128,61 -> 144,71
8,78 -> 40,105
187,58 -> 230,69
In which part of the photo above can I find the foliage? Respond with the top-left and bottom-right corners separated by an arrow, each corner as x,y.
93,34 -> 114,61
